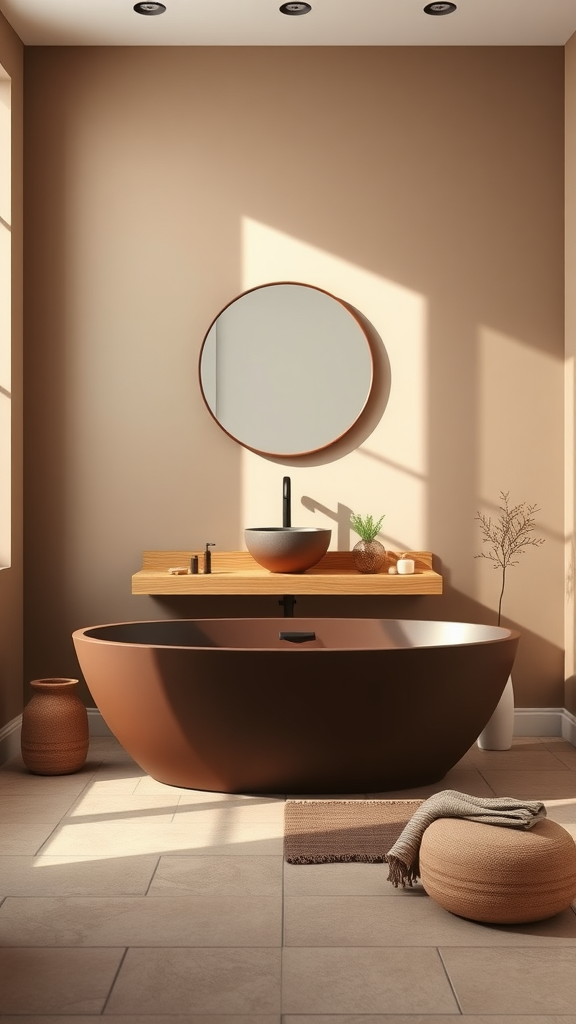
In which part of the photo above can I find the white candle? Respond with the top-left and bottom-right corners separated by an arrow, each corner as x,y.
397,558 -> 415,575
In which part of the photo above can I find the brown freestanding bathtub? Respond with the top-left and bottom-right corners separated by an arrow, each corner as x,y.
72,618 -> 519,794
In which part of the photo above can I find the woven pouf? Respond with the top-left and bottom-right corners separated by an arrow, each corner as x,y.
419,817 -> 576,924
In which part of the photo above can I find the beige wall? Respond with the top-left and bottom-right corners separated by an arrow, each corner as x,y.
0,11 -> 22,731
23,46 -> 565,708
566,32 -> 576,716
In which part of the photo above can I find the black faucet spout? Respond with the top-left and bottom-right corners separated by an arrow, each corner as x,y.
283,476 -> 291,528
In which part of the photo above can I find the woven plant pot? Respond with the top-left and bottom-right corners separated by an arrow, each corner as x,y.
352,539 -> 386,574
21,678 -> 89,775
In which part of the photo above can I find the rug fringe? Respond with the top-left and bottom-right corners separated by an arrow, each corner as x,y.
286,853 -> 385,864
286,799 -> 421,806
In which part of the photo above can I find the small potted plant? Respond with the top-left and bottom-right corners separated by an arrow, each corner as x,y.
350,512 -> 386,573
475,491 -> 545,749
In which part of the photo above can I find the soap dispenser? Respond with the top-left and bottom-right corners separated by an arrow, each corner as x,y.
203,543 -> 215,574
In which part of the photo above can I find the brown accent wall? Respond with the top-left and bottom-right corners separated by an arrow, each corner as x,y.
0,12 -> 23,731
24,46 -> 565,709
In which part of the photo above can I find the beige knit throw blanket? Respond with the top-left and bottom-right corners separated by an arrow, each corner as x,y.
384,789 -> 547,888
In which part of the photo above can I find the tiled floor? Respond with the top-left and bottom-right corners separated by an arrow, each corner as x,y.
1,734 -> 576,1022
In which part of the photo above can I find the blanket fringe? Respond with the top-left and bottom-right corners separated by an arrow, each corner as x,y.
384,853 -> 420,888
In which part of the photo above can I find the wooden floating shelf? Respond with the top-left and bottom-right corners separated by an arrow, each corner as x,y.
132,550 -> 443,597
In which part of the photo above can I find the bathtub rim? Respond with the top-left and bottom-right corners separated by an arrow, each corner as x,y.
72,617 -> 520,653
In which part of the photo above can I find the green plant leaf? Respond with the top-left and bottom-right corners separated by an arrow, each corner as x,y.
350,512 -> 386,542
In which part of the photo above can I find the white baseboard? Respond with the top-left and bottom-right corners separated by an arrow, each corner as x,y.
513,707 -> 576,739
2,706 -> 575,767
513,707 -> 563,736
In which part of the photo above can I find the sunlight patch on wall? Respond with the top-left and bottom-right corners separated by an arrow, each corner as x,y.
238,218 -> 428,552
477,325 -> 563,644
0,69 -> 11,569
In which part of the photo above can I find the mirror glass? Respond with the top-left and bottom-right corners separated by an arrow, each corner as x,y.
199,282 -> 374,457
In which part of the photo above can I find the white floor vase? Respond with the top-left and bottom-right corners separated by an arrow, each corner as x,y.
477,675 -> 515,750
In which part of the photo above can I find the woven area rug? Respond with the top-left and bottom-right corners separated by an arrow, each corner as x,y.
284,799 -> 424,864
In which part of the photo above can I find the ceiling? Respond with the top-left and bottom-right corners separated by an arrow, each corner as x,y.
0,0 -> 575,47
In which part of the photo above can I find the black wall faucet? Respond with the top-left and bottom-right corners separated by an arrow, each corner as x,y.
283,476 -> 291,528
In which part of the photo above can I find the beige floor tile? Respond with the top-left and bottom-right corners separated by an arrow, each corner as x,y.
40,819 -> 283,857
149,854 -> 283,896
465,747 -> 570,771
134,777 -> 284,799
175,799 -> 285,824
0,770 -> 93,797
540,737 -> 576,749
133,777 -> 219,795
64,793 -> 179,824
281,947 -> 458,1014
0,824 -> 59,856
506,737 -> 550,747
548,748 -> 576,770
81,775 -> 145,795
542,797 -> 576,823
283,1017 -> 576,1024
479,770 -> 576,799
3,732 -> 576,1023
175,788 -> 284,806
0,793 -> 79,823
283,895 -> 576,947
89,765 -> 147,783
105,947 -> 281,1014
283,861 -> 427,897
371,768 -> 495,799
98,749 -> 140,765
0,947 -> 124,1014
0,1018 -> 281,1024
0,894 -> 281,946
0,854 -> 158,896
440,946 -> 576,1014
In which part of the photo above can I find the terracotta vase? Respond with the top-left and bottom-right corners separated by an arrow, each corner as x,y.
21,678 -> 89,775
352,539 -> 386,574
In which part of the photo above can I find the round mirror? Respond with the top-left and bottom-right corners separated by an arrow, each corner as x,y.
198,282 -> 374,457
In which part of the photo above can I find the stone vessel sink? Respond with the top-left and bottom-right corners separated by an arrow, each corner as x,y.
244,527 -> 331,573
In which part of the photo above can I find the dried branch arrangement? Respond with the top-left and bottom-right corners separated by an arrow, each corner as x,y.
475,491 -> 545,626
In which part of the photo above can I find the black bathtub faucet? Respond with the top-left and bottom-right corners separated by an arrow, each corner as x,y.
283,476 -> 291,528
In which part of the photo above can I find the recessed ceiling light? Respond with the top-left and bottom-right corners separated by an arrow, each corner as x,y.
133,2 -> 166,14
424,2 -> 457,14
280,3 -> 312,15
